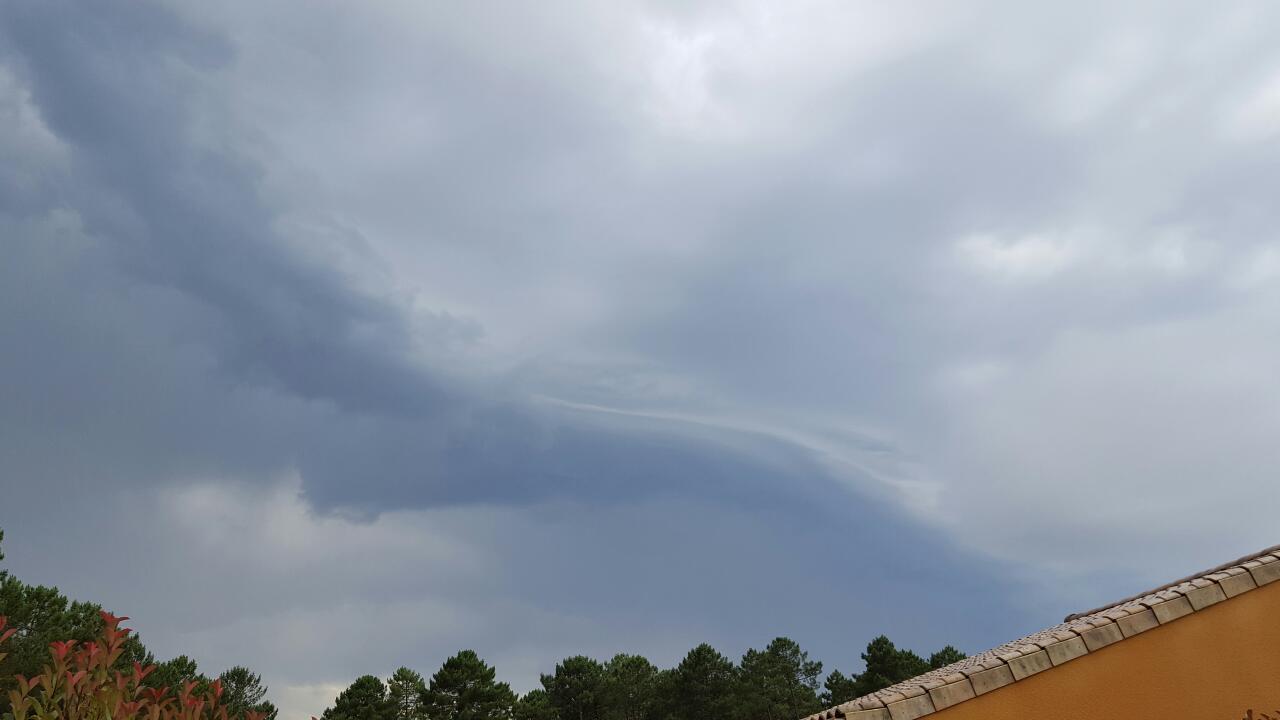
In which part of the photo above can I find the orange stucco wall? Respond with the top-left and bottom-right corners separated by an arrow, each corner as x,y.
935,579 -> 1280,720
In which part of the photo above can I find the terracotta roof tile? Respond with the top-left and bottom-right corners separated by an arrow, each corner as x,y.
1218,571 -> 1257,598
1149,595 -> 1194,624
1250,560 -> 1280,586
1043,636 -> 1087,665
1116,608 -> 1158,637
969,664 -> 1015,695
1005,650 -> 1052,680
926,679 -> 975,712
884,692 -> 934,720
1184,582 -> 1227,610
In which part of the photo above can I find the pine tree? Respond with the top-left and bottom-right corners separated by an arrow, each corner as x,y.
819,670 -> 858,707
850,637 -> 929,697
734,637 -> 822,720
513,689 -> 556,720
661,644 -> 736,720
389,668 -> 427,720
540,656 -> 603,720
928,647 -> 965,670
323,675 -> 395,720
600,654 -> 657,720
219,666 -> 278,720
423,651 -> 516,720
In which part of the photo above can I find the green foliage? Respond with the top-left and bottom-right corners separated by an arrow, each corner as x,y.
661,644 -> 736,720
389,667 -> 427,720
0,611 -> 264,720
220,666 -> 279,720
852,636 -> 928,697
143,655 -> 208,696
323,675 -> 395,720
422,650 -> 515,720
0,528 -> 274,718
927,646 -> 965,670
4,519 -> 969,720
512,689 -> 555,720
0,575 -> 149,713
600,654 -> 657,720
819,670 -> 858,708
734,637 -> 823,720
830,636 -> 965,698
540,656 -> 603,720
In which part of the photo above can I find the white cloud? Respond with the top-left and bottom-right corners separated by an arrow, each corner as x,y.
954,225 -> 1205,285
1220,68 -> 1280,143
1040,30 -> 1159,131
929,309 -> 1280,586
275,684 -> 347,720
956,232 -> 1080,280
1229,244 -> 1280,291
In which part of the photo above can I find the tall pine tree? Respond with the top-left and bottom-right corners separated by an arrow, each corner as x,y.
734,637 -> 822,720
219,666 -> 278,720
541,656 -> 604,720
423,651 -> 516,720
513,689 -> 555,720
389,668 -> 427,720
600,654 -> 657,720
323,675 -> 395,720
661,644 -> 736,720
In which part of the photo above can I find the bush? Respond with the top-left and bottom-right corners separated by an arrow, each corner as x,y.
0,611 -> 264,720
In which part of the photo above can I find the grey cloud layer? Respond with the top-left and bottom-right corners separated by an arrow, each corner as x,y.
0,2 -> 1028,703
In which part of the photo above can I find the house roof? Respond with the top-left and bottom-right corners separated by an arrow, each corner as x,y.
806,543 -> 1280,720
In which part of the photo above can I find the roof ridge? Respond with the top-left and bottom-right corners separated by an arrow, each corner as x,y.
804,543 -> 1280,720
1062,542 -> 1280,621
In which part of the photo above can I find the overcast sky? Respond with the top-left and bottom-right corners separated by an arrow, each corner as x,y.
3,1 -> 1280,718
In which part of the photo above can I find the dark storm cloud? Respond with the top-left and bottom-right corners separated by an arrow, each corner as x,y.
0,0 -> 944,521
0,1 -> 720,512
0,2 -> 460,420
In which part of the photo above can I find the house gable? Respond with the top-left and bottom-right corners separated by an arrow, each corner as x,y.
806,545 -> 1280,720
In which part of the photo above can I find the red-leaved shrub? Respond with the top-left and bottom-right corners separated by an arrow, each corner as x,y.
0,612 -> 264,720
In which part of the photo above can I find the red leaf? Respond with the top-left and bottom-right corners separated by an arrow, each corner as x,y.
135,661 -> 157,683
99,610 -> 130,626
49,640 -> 76,661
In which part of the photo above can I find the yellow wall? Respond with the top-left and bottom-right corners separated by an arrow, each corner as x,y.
936,580 -> 1280,720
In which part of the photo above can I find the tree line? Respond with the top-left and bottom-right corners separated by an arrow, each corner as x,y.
0,529 -> 277,720
0,527 -> 964,720
322,636 -> 964,720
